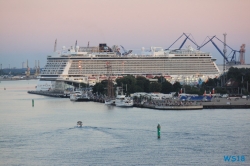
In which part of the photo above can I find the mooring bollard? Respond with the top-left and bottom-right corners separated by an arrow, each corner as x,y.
32,99 -> 34,107
157,123 -> 161,139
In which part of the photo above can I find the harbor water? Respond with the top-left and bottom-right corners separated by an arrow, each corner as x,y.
0,80 -> 249,165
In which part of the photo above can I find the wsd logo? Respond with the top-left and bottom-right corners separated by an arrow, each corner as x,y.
224,155 -> 245,162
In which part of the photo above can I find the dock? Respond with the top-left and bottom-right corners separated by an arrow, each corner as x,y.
155,105 -> 203,110
28,91 -> 65,98
27,90 -> 250,109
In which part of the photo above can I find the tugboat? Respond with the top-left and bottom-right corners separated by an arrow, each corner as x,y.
77,121 -> 82,127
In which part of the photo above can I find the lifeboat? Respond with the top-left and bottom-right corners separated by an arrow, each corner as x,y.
88,76 -> 96,80
164,75 -> 172,80
146,75 -> 154,79
164,75 -> 171,78
111,76 -> 117,80
99,76 -> 107,80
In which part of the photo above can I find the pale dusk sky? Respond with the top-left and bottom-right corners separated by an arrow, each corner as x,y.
0,0 -> 249,68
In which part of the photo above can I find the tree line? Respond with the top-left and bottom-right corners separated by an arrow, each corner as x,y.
92,67 -> 250,96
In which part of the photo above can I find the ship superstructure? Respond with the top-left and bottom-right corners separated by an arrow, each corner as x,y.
39,43 -> 220,87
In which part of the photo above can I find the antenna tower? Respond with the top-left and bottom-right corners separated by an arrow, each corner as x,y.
26,60 -> 30,77
38,60 -> 40,75
35,60 -> 38,76
75,40 -> 77,51
54,39 -> 57,52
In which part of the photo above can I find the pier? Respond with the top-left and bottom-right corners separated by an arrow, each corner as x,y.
27,90 -> 250,109
28,91 -> 65,98
133,103 -> 250,110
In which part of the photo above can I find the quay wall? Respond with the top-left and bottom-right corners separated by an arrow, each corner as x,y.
27,91 -> 250,109
28,91 -> 64,97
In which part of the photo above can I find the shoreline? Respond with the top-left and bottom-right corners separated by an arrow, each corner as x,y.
0,78 -> 38,81
27,90 -> 250,110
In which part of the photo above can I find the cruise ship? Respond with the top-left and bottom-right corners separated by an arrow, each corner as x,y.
38,43 -> 220,90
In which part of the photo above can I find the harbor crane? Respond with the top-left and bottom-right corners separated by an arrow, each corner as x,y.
165,33 -> 199,50
120,45 -> 133,55
167,33 -> 243,65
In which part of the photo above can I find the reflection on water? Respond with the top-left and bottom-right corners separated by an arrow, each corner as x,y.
0,80 -> 249,165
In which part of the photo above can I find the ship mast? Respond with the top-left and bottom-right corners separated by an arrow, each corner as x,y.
105,61 -> 114,98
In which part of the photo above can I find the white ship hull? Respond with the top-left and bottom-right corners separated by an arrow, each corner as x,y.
39,43 -> 220,86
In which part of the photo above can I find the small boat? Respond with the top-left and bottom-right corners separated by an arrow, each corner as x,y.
61,90 -> 71,98
77,121 -> 82,127
70,91 -> 90,101
115,95 -> 133,107
105,99 -> 115,105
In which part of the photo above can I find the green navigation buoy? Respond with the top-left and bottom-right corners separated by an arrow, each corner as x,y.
32,99 -> 34,107
157,123 -> 161,139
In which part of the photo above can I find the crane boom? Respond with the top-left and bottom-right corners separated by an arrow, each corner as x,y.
167,33 -> 241,64
209,37 -> 229,62
183,33 -> 199,48
198,36 -> 216,50
166,34 -> 184,50
179,36 -> 188,50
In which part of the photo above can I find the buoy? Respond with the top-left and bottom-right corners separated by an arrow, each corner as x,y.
157,123 -> 161,139
4,88 -> 6,90
32,99 -> 34,107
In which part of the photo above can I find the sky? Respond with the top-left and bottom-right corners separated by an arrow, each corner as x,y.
0,0 -> 250,68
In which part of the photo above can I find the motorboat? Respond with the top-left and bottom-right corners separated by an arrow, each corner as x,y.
70,91 -> 82,101
77,121 -> 82,127
105,99 -> 115,105
70,91 -> 90,101
115,95 -> 133,107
